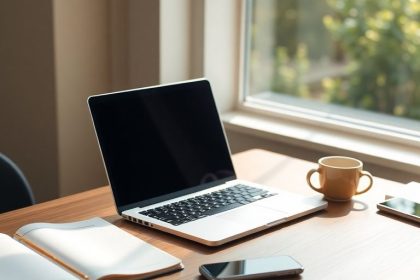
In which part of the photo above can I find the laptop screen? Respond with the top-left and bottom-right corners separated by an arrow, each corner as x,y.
88,79 -> 236,212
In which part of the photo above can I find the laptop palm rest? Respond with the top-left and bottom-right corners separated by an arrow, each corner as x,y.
177,205 -> 286,246
217,204 -> 288,227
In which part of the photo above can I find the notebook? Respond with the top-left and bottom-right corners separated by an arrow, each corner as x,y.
0,217 -> 183,280
88,78 -> 327,246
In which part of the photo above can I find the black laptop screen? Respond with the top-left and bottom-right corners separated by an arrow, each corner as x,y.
88,80 -> 236,211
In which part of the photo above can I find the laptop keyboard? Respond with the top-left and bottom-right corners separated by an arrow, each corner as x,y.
139,184 -> 277,226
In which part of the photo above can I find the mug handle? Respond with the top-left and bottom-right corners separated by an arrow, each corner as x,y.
355,171 -> 373,195
306,168 -> 323,194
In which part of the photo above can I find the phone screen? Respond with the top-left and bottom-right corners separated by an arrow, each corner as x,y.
379,197 -> 420,217
200,256 -> 303,279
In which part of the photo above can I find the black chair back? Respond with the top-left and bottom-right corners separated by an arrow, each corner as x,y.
0,154 -> 35,213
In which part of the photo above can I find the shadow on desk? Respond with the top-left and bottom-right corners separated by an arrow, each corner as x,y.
319,199 -> 369,218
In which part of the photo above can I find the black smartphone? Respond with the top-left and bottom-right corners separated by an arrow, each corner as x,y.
199,255 -> 304,280
377,197 -> 420,223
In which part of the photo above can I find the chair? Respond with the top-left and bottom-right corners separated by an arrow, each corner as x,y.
0,153 -> 35,213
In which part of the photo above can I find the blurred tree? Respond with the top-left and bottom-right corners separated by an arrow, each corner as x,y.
323,0 -> 420,119
249,0 -> 329,97
272,44 -> 310,97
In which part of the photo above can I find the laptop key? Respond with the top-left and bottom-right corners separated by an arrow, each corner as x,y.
137,184 -> 278,226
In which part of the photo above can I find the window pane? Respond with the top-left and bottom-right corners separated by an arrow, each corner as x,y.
246,0 -> 420,131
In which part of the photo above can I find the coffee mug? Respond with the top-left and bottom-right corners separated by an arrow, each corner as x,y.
306,156 -> 373,201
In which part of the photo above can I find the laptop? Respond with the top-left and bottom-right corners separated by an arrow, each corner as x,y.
88,79 -> 327,246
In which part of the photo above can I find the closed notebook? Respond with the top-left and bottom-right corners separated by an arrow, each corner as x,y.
0,217 -> 183,280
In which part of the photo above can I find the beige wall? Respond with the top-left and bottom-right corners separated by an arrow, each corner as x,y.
0,0 -> 160,202
0,0 -> 59,201
54,0 -> 160,196
54,0 -> 112,196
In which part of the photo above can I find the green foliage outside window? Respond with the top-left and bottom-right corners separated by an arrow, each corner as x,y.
272,44 -> 310,98
250,0 -> 420,120
324,0 -> 420,119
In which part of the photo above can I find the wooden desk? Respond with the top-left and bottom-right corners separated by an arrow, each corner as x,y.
0,149 -> 419,279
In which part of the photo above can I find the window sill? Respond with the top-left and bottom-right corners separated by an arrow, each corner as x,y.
222,110 -> 420,175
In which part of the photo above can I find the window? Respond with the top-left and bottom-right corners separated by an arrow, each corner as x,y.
243,0 -> 420,142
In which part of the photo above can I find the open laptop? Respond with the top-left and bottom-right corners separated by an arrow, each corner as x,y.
88,79 -> 327,246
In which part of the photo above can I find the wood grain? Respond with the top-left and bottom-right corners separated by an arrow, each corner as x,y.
0,149 -> 418,280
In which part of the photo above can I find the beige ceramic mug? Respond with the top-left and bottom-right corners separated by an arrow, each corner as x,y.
306,156 -> 373,201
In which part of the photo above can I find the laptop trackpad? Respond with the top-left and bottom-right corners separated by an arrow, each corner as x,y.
217,204 -> 288,227
254,193 -> 325,213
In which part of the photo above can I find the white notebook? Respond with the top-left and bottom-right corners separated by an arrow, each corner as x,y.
0,217 -> 183,280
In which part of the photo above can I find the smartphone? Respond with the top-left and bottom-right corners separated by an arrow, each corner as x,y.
377,197 -> 420,223
199,255 -> 304,280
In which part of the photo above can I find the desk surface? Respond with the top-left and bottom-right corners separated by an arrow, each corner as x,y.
0,149 -> 419,279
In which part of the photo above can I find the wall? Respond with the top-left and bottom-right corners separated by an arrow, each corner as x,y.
53,0 -> 161,197
0,0 -> 59,201
53,0 -> 160,196
0,0 -> 161,202
54,0 -> 110,196
159,0 -> 204,84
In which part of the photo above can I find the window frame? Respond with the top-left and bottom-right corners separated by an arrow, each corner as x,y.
236,0 -> 420,147
221,0 -> 420,175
